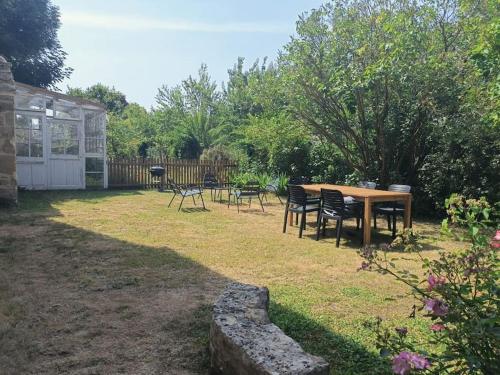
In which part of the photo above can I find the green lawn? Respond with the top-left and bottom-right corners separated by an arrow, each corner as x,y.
0,190 -> 458,374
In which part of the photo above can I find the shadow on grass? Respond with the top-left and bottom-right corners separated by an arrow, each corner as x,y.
16,189 -> 145,212
1,190 -> 392,374
269,301 -> 391,375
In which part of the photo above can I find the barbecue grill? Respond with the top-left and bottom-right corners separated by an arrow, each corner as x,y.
150,166 -> 165,191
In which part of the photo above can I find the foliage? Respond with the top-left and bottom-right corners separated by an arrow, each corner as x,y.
199,145 -> 235,162
359,194 -> 499,374
275,173 -> 289,196
0,0 -> 72,87
155,64 -> 222,157
60,0 -> 499,217
281,0 -> 499,211
67,84 -> 128,115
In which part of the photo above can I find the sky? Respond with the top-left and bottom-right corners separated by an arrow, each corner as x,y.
53,0 -> 325,108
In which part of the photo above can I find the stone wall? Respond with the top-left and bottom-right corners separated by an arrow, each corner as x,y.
0,56 -> 17,205
210,283 -> 330,375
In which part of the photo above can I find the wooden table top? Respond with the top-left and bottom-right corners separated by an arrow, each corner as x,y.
301,184 -> 411,201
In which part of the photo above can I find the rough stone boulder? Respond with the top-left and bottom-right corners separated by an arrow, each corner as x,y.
209,283 -> 330,375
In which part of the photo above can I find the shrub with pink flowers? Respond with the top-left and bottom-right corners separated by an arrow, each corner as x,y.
359,194 -> 499,374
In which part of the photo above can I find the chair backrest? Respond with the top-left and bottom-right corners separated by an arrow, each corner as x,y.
242,181 -> 261,193
166,178 -> 182,193
287,185 -> 308,206
358,181 -> 376,189
203,173 -> 218,188
288,176 -> 311,185
388,184 -> 411,193
321,189 -> 345,213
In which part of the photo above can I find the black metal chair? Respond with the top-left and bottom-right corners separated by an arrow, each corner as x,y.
287,177 -> 318,224
316,189 -> 363,247
373,184 -> 412,238
228,181 -> 264,213
167,178 -> 206,211
283,185 -> 321,238
202,172 -> 227,202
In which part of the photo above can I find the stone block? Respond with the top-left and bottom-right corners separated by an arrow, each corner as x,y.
210,283 -> 330,375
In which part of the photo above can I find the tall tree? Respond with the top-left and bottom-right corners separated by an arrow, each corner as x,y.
282,0 -> 466,184
155,64 -> 221,157
0,0 -> 72,88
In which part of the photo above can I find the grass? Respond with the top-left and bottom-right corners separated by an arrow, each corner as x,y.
0,190 -> 460,374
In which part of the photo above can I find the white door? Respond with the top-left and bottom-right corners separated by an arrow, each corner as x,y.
47,119 -> 84,189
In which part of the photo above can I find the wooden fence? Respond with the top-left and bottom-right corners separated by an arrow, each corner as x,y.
107,158 -> 238,189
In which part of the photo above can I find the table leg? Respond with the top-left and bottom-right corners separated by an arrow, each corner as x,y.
288,210 -> 294,226
363,197 -> 372,246
403,195 -> 412,228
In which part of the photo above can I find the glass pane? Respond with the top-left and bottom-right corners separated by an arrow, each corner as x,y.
50,121 -> 79,155
30,142 -> 43,157
15,114 -> 31,128
84,112 -> 104,137
86,157 -> 104,172
15,94 -> 44,111
15,128 -> 29,143
86,173 -> 104,188
46,99 -> 54,117
85,138 -> 104,153
31,128 -> 42,142
51,139 -> 65,155
66,140 -> 79,155
16,143 -> 29,157
55,103 -> 80,120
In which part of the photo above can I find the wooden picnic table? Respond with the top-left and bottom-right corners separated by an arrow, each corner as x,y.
291,184 -> 412,246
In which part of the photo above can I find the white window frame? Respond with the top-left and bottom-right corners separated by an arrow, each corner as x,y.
14,111 -> 45,163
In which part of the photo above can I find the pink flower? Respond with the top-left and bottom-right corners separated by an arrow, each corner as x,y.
431,323 -> 446,331
427,274 -> 446,291
424,298 -> 449,316
395,327 -> 408,336
358,261 -> 370,271
491,231 -> 500,248
392,352 -> 430,374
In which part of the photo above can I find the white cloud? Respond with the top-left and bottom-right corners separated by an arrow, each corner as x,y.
61,11 -> 289,34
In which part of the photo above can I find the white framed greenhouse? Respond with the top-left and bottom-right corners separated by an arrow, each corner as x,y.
14,82 -> 107,190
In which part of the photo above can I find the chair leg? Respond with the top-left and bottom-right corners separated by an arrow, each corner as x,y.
276,193 -> 283,205
283,205 -> 289,233
192,195 -> 197,206
236,197 -> 240,213
322,218 -> 327,236
299,212 -> 306,238
303,213 -> 307,230
373,212 -> 377,229
199,193 -> 206,210
295,213 -> 299,225
356,217 -> 360,230
360,214 -> 364,245
316,213 -> 322,241
392,215 -> 397,238
168,192 -> 177,208
178,195 -> 185,211
387,215 -> 391,230
257,194 -> 264,212
336,219 -> 342,248
248,197 -> 252,208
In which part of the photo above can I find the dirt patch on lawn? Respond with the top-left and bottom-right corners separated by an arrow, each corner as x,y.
0,208 -> 226,374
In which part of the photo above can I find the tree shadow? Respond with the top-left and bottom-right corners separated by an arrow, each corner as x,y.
0,191 -> 393,375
